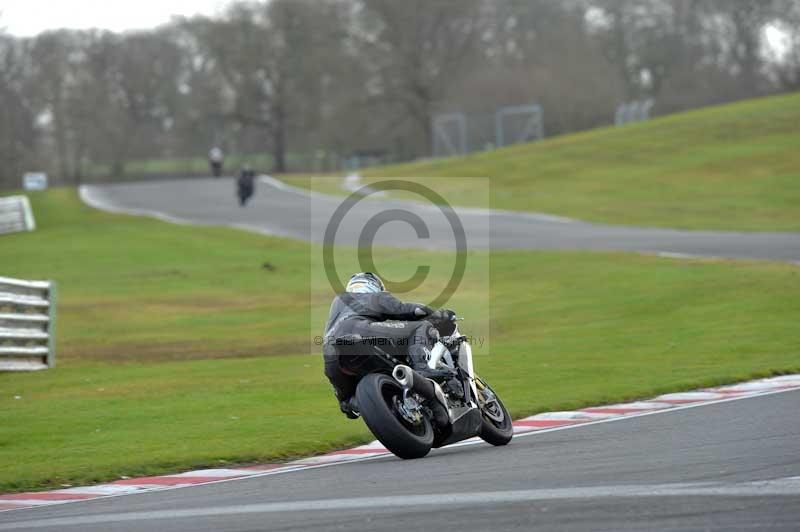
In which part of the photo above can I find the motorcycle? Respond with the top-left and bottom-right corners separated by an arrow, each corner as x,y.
336,312 -> 513,459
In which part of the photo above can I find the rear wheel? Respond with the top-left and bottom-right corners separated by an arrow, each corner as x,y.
476,377 -> 514,446
356,373 -> 434,459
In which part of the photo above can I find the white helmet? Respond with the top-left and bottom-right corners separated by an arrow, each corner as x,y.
346,272 -> 384,293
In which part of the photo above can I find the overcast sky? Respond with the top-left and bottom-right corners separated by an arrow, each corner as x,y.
0,0 -> 233,36
0,0 -> 791,60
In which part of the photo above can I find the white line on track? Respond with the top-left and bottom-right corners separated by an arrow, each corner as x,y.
1,386 -> 798,517
79,183 -> 298,240
446,385 -> 800,450
3,477 -> 800,530
656,251 -> 702,259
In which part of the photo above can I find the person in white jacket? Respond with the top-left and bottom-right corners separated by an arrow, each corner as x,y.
208,146 -> 224,177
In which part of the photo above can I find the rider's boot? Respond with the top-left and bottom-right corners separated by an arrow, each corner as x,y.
339,397 -> 360,419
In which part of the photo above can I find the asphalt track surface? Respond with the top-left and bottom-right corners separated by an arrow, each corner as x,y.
1,389 -> 798,531
80,176 -> 800,261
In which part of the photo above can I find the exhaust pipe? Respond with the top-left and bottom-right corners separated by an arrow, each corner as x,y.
392,365 -> 415,388
392,365 -> 450,426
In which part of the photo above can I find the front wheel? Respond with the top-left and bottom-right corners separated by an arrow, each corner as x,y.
475,377 -> 514,446
356,373 -> 434,459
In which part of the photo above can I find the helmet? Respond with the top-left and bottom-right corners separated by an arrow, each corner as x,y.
346,272 -> 384,293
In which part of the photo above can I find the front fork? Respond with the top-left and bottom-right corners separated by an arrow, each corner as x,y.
458,342 -> 482,409
427,339 -> 482,409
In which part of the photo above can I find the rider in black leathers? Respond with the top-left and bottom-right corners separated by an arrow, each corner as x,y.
323,272 -> 453,418
237,164 -> 256,206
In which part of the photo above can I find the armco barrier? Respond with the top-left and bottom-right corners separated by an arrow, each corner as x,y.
0,276 -> 56,371
0,195 -> 36,235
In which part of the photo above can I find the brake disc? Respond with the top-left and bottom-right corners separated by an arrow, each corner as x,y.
394,394 -> 424,425
478,386 -> 505,423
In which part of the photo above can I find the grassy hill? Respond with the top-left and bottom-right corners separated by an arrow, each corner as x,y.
359,92 -> 800,231
1,189 -> 799,492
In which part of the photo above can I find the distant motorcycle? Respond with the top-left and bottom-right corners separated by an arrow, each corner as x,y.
336,312 -> 513,459
237,168 -> 255,206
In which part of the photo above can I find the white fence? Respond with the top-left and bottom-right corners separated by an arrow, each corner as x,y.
615,99 -> 655,126
0,276 -> 56,371
0,196 -> 36,235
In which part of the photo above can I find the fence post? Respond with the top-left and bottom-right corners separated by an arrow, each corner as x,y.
47,281 -> 57,368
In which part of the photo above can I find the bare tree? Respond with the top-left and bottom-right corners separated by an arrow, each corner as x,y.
769,0 -> 800,90
2,0 -> 799,188
0,34 -> 38,188
188,0 -> 341,173
468,0 -> 624,136
357,0 -> 483,155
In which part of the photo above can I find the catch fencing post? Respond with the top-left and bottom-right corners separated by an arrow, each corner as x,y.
432,113 -> 468,157
495,104 -> 544,148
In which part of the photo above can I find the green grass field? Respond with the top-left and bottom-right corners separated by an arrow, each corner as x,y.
89,154 -> 276,178
87,152 -> 322,180
283,92 -> 800,231
1,189 -> 799,493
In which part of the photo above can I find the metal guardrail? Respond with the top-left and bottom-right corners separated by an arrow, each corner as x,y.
0,195 -> 36,235
0,276 -> 56,371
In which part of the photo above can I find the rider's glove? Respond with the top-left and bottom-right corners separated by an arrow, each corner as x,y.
429,308 -> 456,324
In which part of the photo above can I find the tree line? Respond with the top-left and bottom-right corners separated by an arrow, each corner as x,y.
1,0 -> 799,188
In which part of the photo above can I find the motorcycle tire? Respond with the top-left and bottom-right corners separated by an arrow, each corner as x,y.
477,381 -> 514,446
356,373 -> 434,459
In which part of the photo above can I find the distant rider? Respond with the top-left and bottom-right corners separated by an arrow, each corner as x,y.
237,164 -> 256,206
322,272 -> 454,419
208,146 -> 224,177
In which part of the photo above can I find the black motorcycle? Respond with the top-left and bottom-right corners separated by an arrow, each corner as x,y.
336,312 -> 513,459
237,169 -> 255,206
